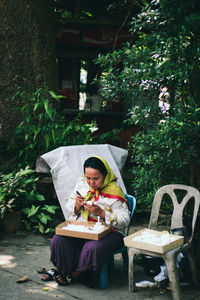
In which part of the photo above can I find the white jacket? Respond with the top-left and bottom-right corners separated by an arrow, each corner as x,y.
65,176 -> 130,235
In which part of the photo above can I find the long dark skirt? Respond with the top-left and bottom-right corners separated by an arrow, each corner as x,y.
50,231 -> 124,287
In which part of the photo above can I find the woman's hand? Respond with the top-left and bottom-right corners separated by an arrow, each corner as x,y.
74,194 -> 86,214
84,203 -> 105,220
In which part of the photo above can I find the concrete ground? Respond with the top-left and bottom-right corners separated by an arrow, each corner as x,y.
0,229 -> 200,300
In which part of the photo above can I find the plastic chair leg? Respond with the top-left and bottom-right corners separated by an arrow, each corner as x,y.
99,263 -> 108,288
99,252 -> 127,288
186,248 -> 198,287
165,254 -> 181,300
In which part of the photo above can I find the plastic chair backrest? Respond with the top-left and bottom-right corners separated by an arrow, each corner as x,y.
149,184 -> 200,243
125,194 -> 136,236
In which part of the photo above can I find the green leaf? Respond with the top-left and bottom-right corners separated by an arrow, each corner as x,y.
36,194 -> 46,201
44,100 -> 51,118
44,134 -> 49,150
49,90 -> 57,98
49,90 -> 65,100
33,102 -> 40,112
38,222 -> 45,233
45,228 -> 51,233
39,213 -> 49,225
23,205 -> 40,218
18,168 -> 34,177
42,205 -> 59,214
17,121 -> 25,128
52,129 -> 55,144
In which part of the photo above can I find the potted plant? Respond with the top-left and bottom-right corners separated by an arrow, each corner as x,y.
0,166 -> 60,234
0,167 -> 41,232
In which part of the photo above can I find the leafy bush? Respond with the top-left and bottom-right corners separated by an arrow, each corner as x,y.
94,0 -> 200,212
128,101 -> 200,211
95,0 -> 200,112
22,203 -> 59,234
10,87 -> 99,168
0,166 -> 60,234
0,167 -> 41,218
9,86 -> 121,170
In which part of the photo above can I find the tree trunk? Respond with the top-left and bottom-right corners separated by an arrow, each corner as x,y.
0,0 -> 58,142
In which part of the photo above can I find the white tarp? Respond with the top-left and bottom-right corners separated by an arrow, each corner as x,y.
36,144 -> 128,220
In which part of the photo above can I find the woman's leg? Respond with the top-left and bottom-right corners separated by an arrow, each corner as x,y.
75,231 -> 124,286
41,234 -> 84,284
50,234 -> 84,275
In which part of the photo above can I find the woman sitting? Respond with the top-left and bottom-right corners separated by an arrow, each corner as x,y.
41,156 -> 130,287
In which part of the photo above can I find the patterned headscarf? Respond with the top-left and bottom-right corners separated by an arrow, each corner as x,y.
81,156 -> 127,220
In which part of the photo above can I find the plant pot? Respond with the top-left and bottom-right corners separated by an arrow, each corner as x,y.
2,211 -> 22,233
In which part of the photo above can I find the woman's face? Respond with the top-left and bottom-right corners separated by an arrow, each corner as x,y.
85,167 -> 105,189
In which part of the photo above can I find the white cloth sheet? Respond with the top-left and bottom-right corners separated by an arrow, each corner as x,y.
36,144 -> 128,220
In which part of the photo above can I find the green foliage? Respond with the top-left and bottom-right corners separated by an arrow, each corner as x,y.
10,87 -> 98,168
61,10 -> 72,19
128,101 -> 200,211
0,166 -> 60,233
0,166 -> 41,218
96,128 -> 121,145
94,0 -> 200,210
95,0 -> 200,124
22,203 -> 59,234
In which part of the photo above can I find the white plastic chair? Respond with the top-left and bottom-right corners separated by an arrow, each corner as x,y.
126,184 -> 200,300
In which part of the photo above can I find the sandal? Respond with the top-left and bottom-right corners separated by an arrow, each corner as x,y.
55,274 -> 72,286
41,268 -> 58,281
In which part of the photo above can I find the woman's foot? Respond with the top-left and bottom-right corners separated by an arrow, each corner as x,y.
71,270 -> 83,279
41,268 -> 58,281
71,265 -> 92,280
55,274 -> 72,286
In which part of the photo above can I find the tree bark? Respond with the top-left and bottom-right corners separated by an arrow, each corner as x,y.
0,0 -> 58,141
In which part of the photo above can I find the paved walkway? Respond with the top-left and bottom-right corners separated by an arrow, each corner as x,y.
0,230 -> 200,300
